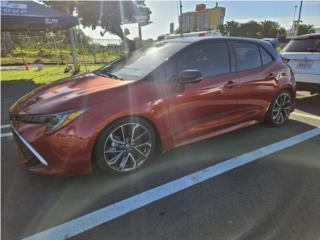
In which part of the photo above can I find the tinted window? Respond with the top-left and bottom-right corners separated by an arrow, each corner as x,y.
177,42 -> 230,77
283,38 -> 320,52
232,42 -> 262,71
97,42 -> 189,80
260,47 -> 273,65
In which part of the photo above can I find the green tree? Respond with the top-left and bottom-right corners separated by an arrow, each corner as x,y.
297,24 -> 315,35
45,1 -> 152,51
77,1 -> 151,51
124,28 -> 130,36
238,21 -> 262,38
174,27 -> 181,34
260,20 -> 280,38
218,24 -> 226,35
278,27 -> 287,43
224,21 -> 240,36
43,1 -> 78,15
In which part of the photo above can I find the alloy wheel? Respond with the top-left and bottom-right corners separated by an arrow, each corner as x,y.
272,91 -> 292,125
103,123 -> 152,172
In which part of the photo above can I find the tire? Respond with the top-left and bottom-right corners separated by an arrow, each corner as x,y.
94,116 -> 157,174
265,90 -> 293,127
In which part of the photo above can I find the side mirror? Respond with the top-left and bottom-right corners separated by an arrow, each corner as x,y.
177,69 -> 202,91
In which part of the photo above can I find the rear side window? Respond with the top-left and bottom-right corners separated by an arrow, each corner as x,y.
283,38 -> 320,52
177,41 -> 230,77
232,42 -> 262,71
260,47 -> 273,65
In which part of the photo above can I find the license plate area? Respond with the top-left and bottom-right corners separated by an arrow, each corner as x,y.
296,60 -> 313,69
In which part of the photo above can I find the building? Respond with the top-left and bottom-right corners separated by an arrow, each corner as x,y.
180,3 -> 225,33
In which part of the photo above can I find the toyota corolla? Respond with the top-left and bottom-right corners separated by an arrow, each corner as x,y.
9,37 -> 296,175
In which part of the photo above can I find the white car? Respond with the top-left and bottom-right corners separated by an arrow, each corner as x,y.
281,33 -> 320,93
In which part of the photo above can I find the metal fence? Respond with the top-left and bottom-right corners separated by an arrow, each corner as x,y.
1,30 -> 124,66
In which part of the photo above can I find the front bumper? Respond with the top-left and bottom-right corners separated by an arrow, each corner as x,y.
11,126 -> 48,168
10,112 -> 100,175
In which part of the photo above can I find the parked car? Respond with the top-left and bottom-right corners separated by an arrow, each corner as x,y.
10,37 -> 296,175
281,33 -> 320,93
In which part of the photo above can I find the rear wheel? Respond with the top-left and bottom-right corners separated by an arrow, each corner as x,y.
94,117 -> 157,173
266,90 -> 293,127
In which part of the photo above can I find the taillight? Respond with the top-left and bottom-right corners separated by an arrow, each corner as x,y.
282,56 -> 290,64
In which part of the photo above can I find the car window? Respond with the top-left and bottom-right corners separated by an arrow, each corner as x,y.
260,47 -> 273,65
177,42 -> 230,78
232,42 -> 262,71
97,42 -> 189,80
283,38 -> 320,52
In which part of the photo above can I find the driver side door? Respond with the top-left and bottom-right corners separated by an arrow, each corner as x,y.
166,41 -> 241,147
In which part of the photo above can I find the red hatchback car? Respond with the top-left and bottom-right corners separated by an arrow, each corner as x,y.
10,37 -> 296,175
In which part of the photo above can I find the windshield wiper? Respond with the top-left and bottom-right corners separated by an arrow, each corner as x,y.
104,71 -> 123,80
95,71 -> 123,80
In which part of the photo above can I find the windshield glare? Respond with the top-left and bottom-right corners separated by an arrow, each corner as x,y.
97,42 -> 188,80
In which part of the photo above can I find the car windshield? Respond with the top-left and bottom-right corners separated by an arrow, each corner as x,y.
96,41 -> 188,80
283,38 -> 320,52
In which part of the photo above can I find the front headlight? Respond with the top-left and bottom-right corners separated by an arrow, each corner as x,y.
18,108 -> 87,133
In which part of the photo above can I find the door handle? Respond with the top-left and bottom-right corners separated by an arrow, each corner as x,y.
224,80 -> 237,88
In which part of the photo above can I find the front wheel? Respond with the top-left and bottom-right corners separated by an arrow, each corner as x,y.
265,90 -> 293,127
94,117 -> 157,173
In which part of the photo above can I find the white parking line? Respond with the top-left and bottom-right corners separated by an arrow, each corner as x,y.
1,132 -> 12,138
1,124 -> 11,129
22,127 -> 320,240
292,112 -> 320,121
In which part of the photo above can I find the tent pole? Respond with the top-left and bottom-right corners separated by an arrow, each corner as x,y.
77,25 -> 88,72
52,32 -> 59,66
69,27 -> 79,74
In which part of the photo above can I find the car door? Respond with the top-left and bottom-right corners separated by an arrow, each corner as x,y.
231,41 -> 275,118
165,40 -> 244,147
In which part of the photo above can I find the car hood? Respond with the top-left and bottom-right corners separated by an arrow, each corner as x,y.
10,73 -> 131,115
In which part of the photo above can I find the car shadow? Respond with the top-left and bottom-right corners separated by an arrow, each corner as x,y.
8,117 -> 318,237
295,92 -> 320,116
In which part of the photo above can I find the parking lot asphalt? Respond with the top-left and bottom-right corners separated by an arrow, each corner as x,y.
1,84 -> 320,240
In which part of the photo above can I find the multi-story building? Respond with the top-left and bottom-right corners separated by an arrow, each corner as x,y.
181,3 -> 225,33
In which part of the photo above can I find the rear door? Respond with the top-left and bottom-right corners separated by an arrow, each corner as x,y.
231,41 -> 277,117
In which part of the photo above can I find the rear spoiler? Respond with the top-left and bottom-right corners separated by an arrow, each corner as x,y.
263,38 -> 279,49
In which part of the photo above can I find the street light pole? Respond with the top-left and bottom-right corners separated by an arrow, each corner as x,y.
292,5 -> 297,37
296,0 -> 303,36
179,0 -> 183,37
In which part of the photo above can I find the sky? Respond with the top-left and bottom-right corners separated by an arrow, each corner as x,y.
82,1 -> 320,40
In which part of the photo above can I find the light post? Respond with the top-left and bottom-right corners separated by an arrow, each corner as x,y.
296,0 -> 303,36
179,0 -> 183,37
291,5 -> 297,37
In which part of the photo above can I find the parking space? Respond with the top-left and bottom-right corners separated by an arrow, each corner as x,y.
1,86 -> 320,240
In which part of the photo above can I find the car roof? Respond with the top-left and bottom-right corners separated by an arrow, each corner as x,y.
292,33 -> 320,40
164,36 -> 281,60
165,36 -> 268,44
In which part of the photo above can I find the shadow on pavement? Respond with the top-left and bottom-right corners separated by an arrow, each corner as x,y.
295,92 -> 320,116
1,80 -> 40,123
2,117 -> 318,239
